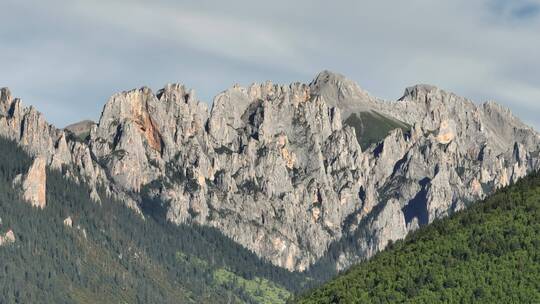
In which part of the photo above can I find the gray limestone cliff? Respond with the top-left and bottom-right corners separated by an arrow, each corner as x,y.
1,71 -> 539,272
13,156 -> 47,209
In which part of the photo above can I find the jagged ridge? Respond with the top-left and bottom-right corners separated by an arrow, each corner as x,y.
1,71 -> 539,272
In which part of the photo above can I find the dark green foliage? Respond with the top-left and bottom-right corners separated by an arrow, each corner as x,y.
344,111 -> 410,150
140,180 -> 169,220
0,137 -> 310,303
294,172 -> 540,303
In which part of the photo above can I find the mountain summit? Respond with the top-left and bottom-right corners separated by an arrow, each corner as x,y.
1,72 -> 539,272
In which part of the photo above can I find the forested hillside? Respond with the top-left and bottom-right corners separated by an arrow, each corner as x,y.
0,137 -> 312,304
294,172 -> 540,303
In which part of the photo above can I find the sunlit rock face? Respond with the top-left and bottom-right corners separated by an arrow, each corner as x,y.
17,157 -> 47,209
0,230 -> 15,246
1,71 -> 539,272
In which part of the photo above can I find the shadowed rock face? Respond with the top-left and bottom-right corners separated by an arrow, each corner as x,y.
1,71 -> 539,272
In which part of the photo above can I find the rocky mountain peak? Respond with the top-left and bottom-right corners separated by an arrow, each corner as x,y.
0,87 -> 11,98
1,87 -> 12,112
396,84 -> 477,113
99,87 -> 154,124
309,70 -> 376,116
98,87 -> 163,152
399,84 -> 439,101
1,71 -> 539,273
156,83 -> 198,105
482,100 -> 535,132
89,83 -> 212,193
310,70 -> 361,92
482,100 -> 512,114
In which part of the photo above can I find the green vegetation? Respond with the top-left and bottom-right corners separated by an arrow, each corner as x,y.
214,268 -> 291,304
344,111 -> 410,150
294,172 -> 540,303
0,136 -> 310,303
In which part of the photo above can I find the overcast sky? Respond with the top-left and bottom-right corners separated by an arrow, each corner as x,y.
1,0 -> 539,129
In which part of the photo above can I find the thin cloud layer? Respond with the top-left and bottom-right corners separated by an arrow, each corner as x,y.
1,0 -> 539,129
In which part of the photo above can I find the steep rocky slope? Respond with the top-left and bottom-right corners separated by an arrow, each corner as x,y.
295,172 -> 540,303
0,136 -> 305,303
1,71 -> 538,272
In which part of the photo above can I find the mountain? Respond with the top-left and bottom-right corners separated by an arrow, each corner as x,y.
1,71 -> 539,274
294,172 -> 540,303
0,136 -> 309,303
64,120 -> 96,142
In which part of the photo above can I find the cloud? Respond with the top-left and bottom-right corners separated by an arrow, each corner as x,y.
0,0 -> 538,130
488,0 -> 540,20
67,1 -> 309,71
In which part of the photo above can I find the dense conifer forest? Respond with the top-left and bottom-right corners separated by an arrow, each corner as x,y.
294,171 -> 540,303
0,137 -> 312,303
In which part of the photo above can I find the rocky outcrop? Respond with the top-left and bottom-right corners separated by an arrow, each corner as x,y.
63,216 -> 73,227
0,88 -> 61,160
1,87 -> 134,208
13,157 -> 47,208
1,71 -> 539,272
0,230 -> 15,246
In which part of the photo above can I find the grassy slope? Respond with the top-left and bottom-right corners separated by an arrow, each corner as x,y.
176,252 -> 292,304
343,111 -> 410,150
295,173 -> 540,303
